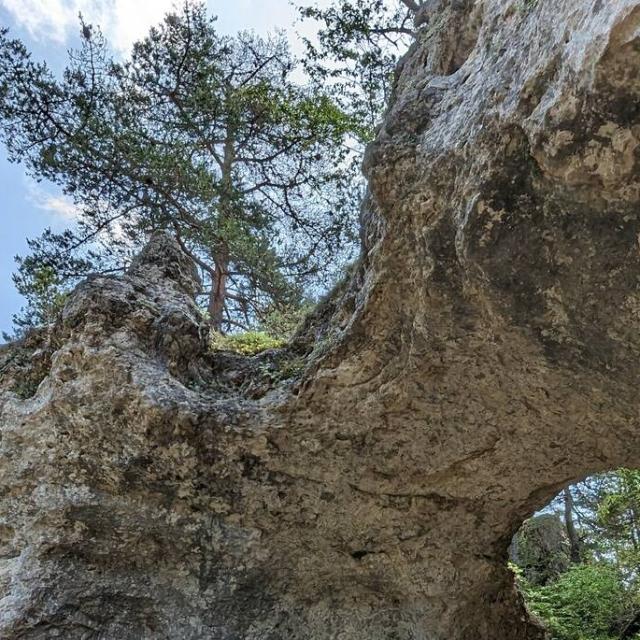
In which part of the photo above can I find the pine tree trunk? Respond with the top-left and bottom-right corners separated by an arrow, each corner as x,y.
563,488 -> 582,563
208,120 -> 235,333
208,253 -> 228,332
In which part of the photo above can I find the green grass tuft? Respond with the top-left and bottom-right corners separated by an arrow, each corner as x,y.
210,331 -> 286,355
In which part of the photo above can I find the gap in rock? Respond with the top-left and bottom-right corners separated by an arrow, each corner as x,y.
511,469 -> 640,640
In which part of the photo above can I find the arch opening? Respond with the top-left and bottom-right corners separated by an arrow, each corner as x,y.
511,469 -> 640,640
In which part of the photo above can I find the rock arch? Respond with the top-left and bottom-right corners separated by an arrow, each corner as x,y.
1,0 -> 640,638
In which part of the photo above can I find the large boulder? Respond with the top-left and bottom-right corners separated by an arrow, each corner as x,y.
511,514 -> 571,586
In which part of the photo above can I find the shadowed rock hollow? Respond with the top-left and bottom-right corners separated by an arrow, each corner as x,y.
2,0 -> 640,638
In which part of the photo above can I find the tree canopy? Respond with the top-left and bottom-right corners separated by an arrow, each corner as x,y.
298,0 -> 425,137
0,1 -> 360,334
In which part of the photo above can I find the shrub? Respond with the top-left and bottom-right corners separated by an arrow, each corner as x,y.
259,303 -> 314,340
210,331 -> 286,355
518,563 -> 631,640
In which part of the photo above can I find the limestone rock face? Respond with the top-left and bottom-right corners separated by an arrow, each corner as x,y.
2,1 -> 640,638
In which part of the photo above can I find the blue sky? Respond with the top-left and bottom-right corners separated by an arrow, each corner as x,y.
0,0 -> 325,337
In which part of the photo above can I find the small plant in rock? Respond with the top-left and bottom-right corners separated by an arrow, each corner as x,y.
517,0 -> 539,13
210,331 -> 286,355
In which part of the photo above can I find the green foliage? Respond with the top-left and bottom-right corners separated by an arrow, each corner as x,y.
518,564 -> 632,640
596,469 -> 640,567
513,470 -> 640,640
0,329 -> 55,398
9,261 -> 69,337
567,469 -> 640,586
209,299 -> 314,355
0,2 -> 360,334
512,514 -> 571,586
299,0 -> 418,136
255,353 -> 307,384
259,303 -> 314,340
210,330 -> 286,355
517,0 -> 540,12
274,355 -> 307,380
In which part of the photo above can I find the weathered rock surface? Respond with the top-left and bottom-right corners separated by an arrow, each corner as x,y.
510,515 -> 571,586
2,0 -> 640,638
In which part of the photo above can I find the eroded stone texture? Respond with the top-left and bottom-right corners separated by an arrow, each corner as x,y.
2,0 -> 640,638
510,515 -> 571,587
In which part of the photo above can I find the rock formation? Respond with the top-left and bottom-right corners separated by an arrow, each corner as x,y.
2,0 -> 640,638
510,515 -> 571,586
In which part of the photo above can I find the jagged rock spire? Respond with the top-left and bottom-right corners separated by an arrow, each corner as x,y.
128,231 -> 201,296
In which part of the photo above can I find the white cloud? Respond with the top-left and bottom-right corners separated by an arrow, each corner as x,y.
0,0 -> 334,56
105,0 -> 178,53
36,194 -> 82,220
25,181 -> 132,243
0,0 -> 177,54
26,180 -> 82,221
0,0 -> 80,45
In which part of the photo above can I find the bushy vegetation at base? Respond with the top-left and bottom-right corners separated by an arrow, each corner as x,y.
209,304 -> 309,355
516,563 -> 637,640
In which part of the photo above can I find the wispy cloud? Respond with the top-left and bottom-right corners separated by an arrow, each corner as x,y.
26,180 -> 82,221
0,0 -> 177,54
0,0 -> 325,52
25,181 -> 134,244
36,194 -> 83,221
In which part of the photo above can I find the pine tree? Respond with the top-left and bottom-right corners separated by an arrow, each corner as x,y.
0,2 -> 360,333
298,0 -> 427,137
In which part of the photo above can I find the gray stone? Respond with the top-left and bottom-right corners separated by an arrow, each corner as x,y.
511,515 -> 571,586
